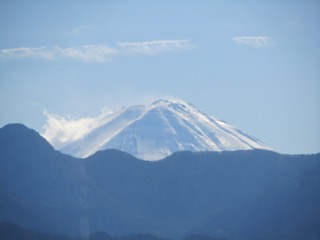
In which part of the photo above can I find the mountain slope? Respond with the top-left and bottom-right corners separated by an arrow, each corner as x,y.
60,99 -> 272,160
0,124 -> 151,237
1,124 -> 319,240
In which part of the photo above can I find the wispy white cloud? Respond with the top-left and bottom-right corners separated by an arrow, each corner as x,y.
0,45 -> 118,62
233,36 -> 273,48
118,40 -> 193,56
0,46 -> 57,60
286,20 -> 301,27
60,45 -> 118,62
0,40 -> 193,62
70,26 -> 90,36
42,111 -> 97,149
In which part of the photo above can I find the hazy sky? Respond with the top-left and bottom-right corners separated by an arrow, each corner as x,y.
0,0 -> 319,154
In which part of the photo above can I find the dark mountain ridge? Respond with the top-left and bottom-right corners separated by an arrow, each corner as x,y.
0,221 -> 227,240
0,124 -> 319,240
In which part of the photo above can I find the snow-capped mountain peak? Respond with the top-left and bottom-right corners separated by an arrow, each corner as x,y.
59,99 -> 272,160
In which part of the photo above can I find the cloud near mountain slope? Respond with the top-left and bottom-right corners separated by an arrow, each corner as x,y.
43,99 -> 272,160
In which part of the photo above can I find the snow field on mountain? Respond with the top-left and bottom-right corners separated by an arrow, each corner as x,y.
56,99 -> 272,160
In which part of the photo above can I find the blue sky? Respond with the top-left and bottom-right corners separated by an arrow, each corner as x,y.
0,0 -> 319,154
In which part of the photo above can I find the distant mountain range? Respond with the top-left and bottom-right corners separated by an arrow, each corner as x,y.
55,99 -> 272,160
1,123 -> 319,240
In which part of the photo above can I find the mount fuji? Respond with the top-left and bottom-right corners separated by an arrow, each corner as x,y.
60,99 -> 272,160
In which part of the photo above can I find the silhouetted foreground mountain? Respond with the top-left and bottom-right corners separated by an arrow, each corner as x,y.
0,221 -> 168,240
0,124 -> 319,240
0,221 -> 226,240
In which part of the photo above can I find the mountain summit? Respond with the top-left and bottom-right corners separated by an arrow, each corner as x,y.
60,99 -> 272,160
